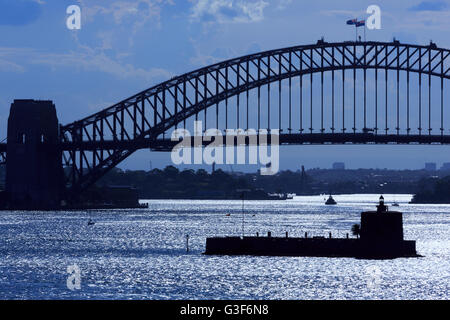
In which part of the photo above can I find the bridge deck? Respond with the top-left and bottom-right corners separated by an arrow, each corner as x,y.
52,133 -> 450,151
2,133 -> 450,155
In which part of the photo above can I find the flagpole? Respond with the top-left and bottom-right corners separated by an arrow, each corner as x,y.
346,18 -> 359,42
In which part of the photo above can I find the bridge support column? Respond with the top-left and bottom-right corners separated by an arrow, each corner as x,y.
5,100 -> 63,209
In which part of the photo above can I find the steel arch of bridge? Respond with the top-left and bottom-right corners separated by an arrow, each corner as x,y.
59,40 -> 450,198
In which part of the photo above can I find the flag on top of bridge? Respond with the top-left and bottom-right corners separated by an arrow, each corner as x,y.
346,19 -> 357,25
356,20 -> 365,27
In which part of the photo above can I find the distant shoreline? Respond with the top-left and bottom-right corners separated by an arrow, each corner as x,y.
139,193 -> 414,202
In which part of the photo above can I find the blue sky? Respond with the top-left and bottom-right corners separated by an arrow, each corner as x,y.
1,0 -> 450,171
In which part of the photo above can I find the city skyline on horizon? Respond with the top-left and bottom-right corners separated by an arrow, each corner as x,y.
119,152 -> 450,173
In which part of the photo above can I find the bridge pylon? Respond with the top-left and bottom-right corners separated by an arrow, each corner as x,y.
5,100 -> 63,209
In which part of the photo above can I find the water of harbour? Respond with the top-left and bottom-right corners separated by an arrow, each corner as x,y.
0,194 -> 448,300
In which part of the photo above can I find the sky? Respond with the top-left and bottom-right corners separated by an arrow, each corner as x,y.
1,0 -> 450,171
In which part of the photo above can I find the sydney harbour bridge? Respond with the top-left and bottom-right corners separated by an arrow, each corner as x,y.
1,39 -> 450,208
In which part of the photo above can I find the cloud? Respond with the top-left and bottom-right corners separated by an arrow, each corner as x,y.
320,9 -> 366,19
189,42 -> 262,67
0,47 -> 29,72
0,0 -> 43,26
190,0 -> 269,24
400,10 -> 450,31
189,47 -> 235,66
276,0 -> 292,11
0,46 -> 173,83
0,59 -> 25,73
246,42 -> 261,54
78,0 -> 164,25
76,0 -> 172,46
409,1 -> 448,11
37,51 -> 174,83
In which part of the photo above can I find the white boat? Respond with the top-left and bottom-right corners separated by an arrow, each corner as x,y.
325,195 -> 337,205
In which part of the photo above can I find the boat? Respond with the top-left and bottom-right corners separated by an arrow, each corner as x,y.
325,195 -> 337,205
267,193 -> 288,200
391,195 -> 400,207
87,219 -> 95,226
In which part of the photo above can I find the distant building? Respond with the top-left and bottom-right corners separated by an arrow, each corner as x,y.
332,162 -> 345,170
440,163 -> 450,171
424,163 -> 437,171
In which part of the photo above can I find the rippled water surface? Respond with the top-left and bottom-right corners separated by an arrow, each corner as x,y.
0,194 -> 448,300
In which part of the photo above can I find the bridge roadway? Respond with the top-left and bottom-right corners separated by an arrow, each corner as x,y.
2,133 -> 450,155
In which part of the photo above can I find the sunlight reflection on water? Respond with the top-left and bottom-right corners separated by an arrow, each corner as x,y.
0,194 -> 448,299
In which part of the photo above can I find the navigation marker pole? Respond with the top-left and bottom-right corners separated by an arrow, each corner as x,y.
242,192 -> 245,238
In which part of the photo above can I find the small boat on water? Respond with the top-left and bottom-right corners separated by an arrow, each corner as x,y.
87,219 -> 95,226
267,193 -> 289,200
392,196 -> 400,207
325,195 -> 337,205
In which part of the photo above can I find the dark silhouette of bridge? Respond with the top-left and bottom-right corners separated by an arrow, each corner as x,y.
1,40 -> 450,208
